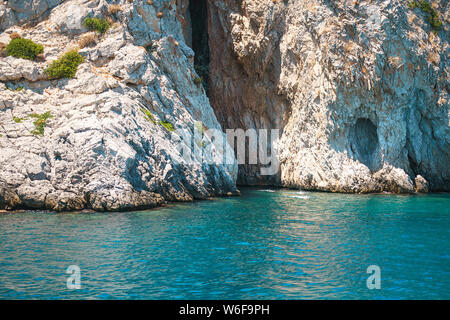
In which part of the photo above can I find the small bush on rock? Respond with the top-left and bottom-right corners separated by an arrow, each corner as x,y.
44,50 -> 84,79
160,120 -> 175,132
409,0 -> 442,32
13,116 -> 25,123
29,111 -> 53,136
140,108 -> 157,124
6,38 -> 44,60
83,17 -> 111,34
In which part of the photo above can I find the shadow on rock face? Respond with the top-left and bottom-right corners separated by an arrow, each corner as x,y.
349,118 -> 381,172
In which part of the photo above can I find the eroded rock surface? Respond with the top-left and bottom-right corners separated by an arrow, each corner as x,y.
0,0 -> 237,211
208,0 -> 449,192
1,0 -> 448,213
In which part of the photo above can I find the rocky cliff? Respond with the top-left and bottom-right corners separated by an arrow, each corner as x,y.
0,0 -> 237,211
208,0 -> 449,192
0,0 -> 448,212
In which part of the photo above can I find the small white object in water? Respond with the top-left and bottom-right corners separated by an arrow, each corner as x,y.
289,195 -> 310,200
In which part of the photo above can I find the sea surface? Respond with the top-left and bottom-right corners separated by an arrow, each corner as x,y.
0,188 -> 449,299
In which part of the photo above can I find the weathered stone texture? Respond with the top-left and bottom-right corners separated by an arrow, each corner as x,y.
0,0 -> 237,211
208,0 -> 449,192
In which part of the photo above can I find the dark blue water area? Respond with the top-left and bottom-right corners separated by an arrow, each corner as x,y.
0,188 -> 449,299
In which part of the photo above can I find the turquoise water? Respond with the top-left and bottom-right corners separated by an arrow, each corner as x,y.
0,188 -> 449,300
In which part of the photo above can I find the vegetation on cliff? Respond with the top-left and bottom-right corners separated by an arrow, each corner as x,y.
408,0 -> 443,31
29,111 -> 53,136
6,38 -> 43,60
83,17 -> 111,34
44,50 -> 84,79
160,120 -> 175,132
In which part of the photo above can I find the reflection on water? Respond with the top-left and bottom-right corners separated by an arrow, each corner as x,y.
0,188 -> 449,299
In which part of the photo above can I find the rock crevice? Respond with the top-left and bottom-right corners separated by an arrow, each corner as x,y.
0,0 -> 238,212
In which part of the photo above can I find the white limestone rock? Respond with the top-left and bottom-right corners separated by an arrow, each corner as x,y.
0,0 -> 238,211
414,175 -> 429,193
0,56 -> 47,81
208,0 -> 449,193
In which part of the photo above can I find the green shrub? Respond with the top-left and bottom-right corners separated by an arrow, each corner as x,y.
6,38 -> 43,60
409,1 -> 442,32
159,120 -> 175,132
13,116 -> 25,123
425,12 -> 442,31
140,107 -> 156,124
418,0 -> 433,14
44,50 -> 84,79
83,17 -> 111,34
29,111 -> 53,136
408,1 -> 419,9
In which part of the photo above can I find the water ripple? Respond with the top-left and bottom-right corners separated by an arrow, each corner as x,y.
0,188 -> 449,299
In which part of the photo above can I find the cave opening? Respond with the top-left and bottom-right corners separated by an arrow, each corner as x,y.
189,0 -> 210,96
350,118 -> 380,172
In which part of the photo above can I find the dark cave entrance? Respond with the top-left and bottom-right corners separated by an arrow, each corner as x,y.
189,0 -> 210,96
350,118 -> 380,172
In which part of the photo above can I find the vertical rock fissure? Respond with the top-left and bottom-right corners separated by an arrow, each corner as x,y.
189,0 -> 210,96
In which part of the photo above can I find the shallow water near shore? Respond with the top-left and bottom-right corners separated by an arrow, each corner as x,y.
0,188 -> 449,299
